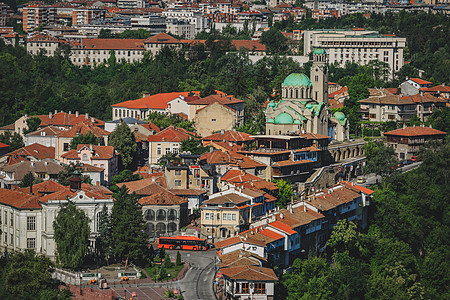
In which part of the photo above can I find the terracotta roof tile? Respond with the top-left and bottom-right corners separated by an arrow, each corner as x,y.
2,160 -> 63,181
410,78 -> 432,85
384,126 -> 446,137
268,220 -> 296,235
5,143 -> 55,164
82,38 -> 145,50
188,93 -> 244,106
61,144 -> 117,160
220,265 -> 277,281
13,179 -> 65,195
116,179 -> 167,195
202,130 -> 253,143
58,121 -> 110,138
25,126 -> 62,137
112,92 -> 193,110
36,112 -> 104,127
147,125 -> 196,142
144,32 -> 182,44
139,189 -> 187,206
0,188 -> 41,209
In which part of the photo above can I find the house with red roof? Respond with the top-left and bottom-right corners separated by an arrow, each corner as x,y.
1,143 -> 55,165
147,125 -> 197,165
61,144 -> 119,186
384,124 -> 446,160
202,130 -> 254,146
420,84 -> 450,102
111,91 -> 200,122
143,32 -> 183,56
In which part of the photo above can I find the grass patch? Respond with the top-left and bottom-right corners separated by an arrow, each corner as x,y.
144,263 -> 184,281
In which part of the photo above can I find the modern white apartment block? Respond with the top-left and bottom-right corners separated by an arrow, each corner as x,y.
304,29 -> 406,78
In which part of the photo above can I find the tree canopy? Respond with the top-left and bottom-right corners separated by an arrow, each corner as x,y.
69,133 -> 102,150
363,141 -> 399,178
53,201 -> 90,270
108,122 -> 137,169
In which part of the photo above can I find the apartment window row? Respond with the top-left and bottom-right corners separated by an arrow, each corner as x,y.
204,212 -> 215,220
321,40 -> 394,47
222,213 -> 236,221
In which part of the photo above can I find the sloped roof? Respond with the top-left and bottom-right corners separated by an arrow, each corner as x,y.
5,143 -> 55,164
202,193 -> 249,205
2,160 -> 63,181
13,179 -> 65,195
116,179 -> 167,196
221,265 -> 278,281
111,92 -> 191,110
82,38 -> 145,50
409,78 -> 432,85
58,121 -> 110,138
144,32 -> 182,44
0,188 -> 41,209
61,144 -> 117,160
139,189 -> 187,206
39,183 -> 112,203
188,94 -> 244,106
147,125 -> 196,142
25,126 -> 62,137
384,126 -> 446,137
202,130 -> 253,143
36,112 -> 104,127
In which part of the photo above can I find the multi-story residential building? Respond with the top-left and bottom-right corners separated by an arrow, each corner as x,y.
303,29 -> 406,78
0,3 -> 9,26
27,33 -> 60,56
60,144 -> 119,186
166,19 -> 196,39
22,5 -> 56,32
130,14 -> 166,35
421,84 -> 450,102
117,0 -> 145,9
24,126 -> 61,148
147,125 -> 197,165
0,159 -> 63,189
0,179 -> 114,260
384,125 -> 447,160
72,8 -> 106,26
359,92 -> 446,122
161,9 -> 209,33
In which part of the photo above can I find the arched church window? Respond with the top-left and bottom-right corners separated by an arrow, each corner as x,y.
301,89 -> 304,99
295,89 -> 298,98
290,89 -> 293,98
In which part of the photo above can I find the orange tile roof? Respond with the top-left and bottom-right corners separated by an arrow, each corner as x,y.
39,184 -> 112,203
384,126 -> 446,137
340,181 -> 374,195
273,159 -> 313,167
147,125 -> 196,142
231,40 -> 266,51
269,220 -> 296,235
6,143 -> 55,164
202,130 -> 253,143
144,32 -> 182,44
139,189 -> 187,206
82,38 -> 145,50
13,179 -> 65,195
220,265 -> 278,281
204,141 -> 243,152
421,85 -> 450,93
409,78 -> 432,85
58,121 -> 110,138
116,179 -> 167,195
142,122 -> 160,132
0,188 -> 41,209
36,112 -> 104,127
61,144 -> 117,160
111,92 -> 191,110
27,33 -> 58,42
0,142 -> 9,148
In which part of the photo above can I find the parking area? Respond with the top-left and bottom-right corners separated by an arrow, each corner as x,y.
110,286 -> 172,300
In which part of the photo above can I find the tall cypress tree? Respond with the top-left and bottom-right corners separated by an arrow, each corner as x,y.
53,201 -> 90,270
111,186 -> 147,266
108,122 -> 137,169
97,204 -> 112,264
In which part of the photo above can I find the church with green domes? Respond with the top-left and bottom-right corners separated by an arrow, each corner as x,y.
265,49 -> 349,142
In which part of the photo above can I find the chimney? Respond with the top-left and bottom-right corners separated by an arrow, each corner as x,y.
221,129 -> 225,135
85,113 -> 89,120
91,117 -> 94,122
280,213 -> 284,219
69,111 -> 71,115
76,111 -> 79,117
403,123 -> 407,129
54,110 -> 57,114
49,112 -> 52,119
429,124 -> 432,128
304,206 -> 307,212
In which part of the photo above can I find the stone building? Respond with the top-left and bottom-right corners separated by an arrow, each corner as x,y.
265,49 -> 349,142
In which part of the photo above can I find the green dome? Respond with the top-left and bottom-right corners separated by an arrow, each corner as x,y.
282,73 -> 312,88
313,48 -> 327,55
334,111 -> 346,121
267,118 -> 274,123
294,119 -> 302,125
306,103 -> 313,110
267,101 -> 277,109
274,113 -> 294,124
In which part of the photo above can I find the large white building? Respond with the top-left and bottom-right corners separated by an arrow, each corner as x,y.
303,29 -> 406,78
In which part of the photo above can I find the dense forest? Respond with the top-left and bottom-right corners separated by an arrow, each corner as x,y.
278,140 -> 450,299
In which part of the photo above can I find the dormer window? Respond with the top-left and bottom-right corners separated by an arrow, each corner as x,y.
82,153 -> 88,161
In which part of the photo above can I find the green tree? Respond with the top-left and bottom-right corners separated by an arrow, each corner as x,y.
3,250 -> 71,300
110,186 -> 148,266
0,131 -> 24,151
69,133 -> 101,149
110,169 -> 141,186
426,107 -> 450,133
23,117 -> 41,134
96,204 -> 112,264
108,122 -> 137,169
53,201 -> 90,269
176,251 -> 182,265
363,141 -> 399,178
19,171 -> 43,187
180,138 -> 209,155
57,163 -> 91,186
260,28 -> 288,54
159,263 -> 167,280
163,254 -> 173,268
275,179 -> 293,207
328,220 -> 363,256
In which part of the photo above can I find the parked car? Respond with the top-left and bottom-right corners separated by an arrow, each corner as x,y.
411,156 -> 422,162
357,177 -> 366,184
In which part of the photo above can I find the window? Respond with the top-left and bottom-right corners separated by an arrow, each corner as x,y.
194,169 -> 200,178
27,238 -> 36,249
254,283 -> 266,294
82,153 -> 88,161
3,212 -> 6,226
241,283 -> 249,294
27,216 -> 36,231
10,233 -> 13,245
173,146 -> 179,154
10,213 -> 13,227
63,143 -> 69,151
175,170 -> 181,176
205,213 -> 214,220
157,146 -> 162,155
165,148 -> 171,154
211,119 -> 216,122
175,180 -> 182,186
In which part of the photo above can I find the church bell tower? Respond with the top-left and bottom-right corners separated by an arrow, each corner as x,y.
310,48 -> 328,105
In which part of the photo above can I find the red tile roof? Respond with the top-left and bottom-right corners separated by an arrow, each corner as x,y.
0,142 -> 9,148
147,125 -> 196,142
202,130 -> 253,143
0,188 -> 41,209
61,144 -> 118,160
340,181 -> 374,195
116,179 -> 167,195
13,179 -> 65,195
231,40 -> 266,51
27,33 -> 58,42
409,78 -> 432,85
82,38 -> 145,50
39,184 -> 112,203
58,121 -> 110,138
268,220 -> 296,235
139,189 -> 187,206
25,126 -> 61,137
384,126 -> 446,137
142,122 -> 160,132
111,92 -> 191,110
6,143 -> 55,164
144,32 -> 182,44
36,112 -> 104,127
421,85 -> 450,93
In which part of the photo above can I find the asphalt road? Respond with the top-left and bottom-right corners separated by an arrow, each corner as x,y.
359,161 -> 422,187
167,249 -> 218,300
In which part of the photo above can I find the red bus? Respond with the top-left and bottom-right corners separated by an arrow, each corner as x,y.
157,236 -> 208,251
